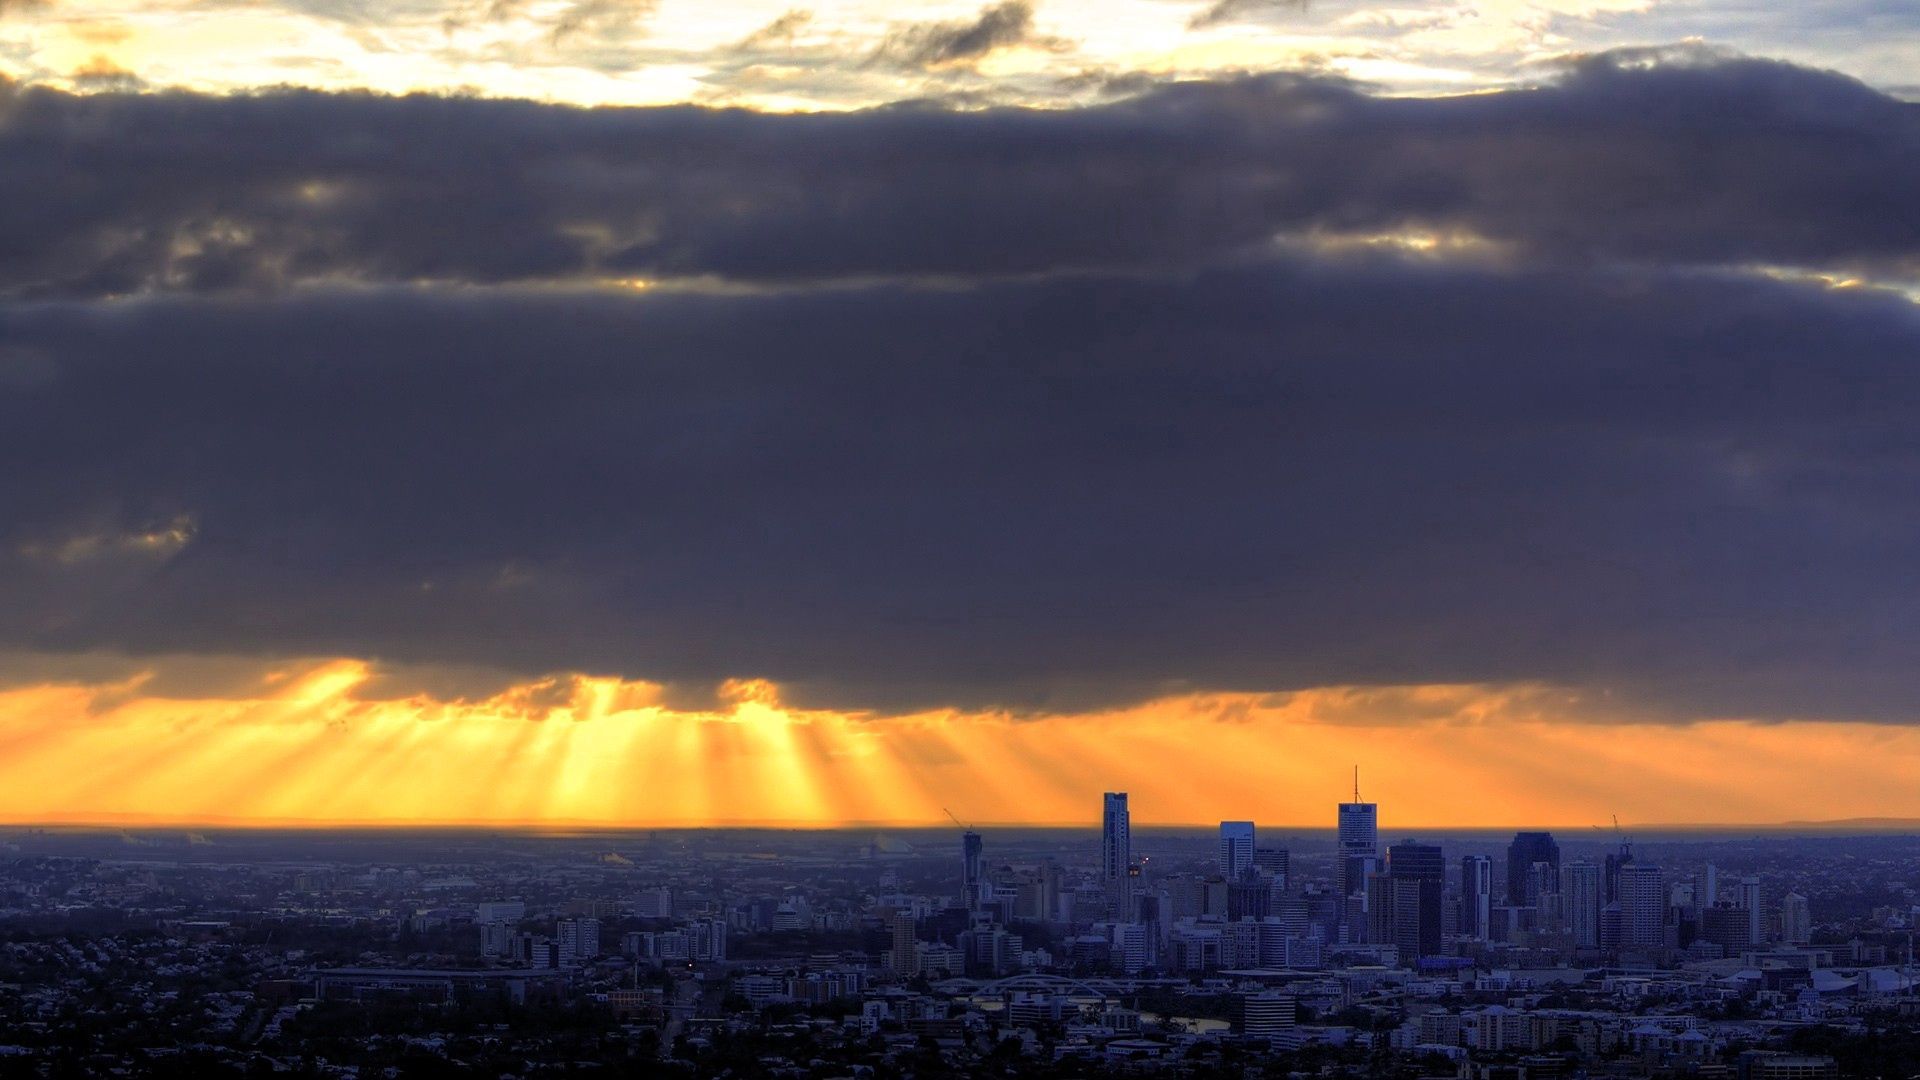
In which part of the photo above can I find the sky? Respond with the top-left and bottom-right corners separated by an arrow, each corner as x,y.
4,0 -> 1920,828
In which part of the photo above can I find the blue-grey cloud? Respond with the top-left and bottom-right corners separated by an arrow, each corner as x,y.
2,49 -> 1916,300
6,48 -> 1920,720
3,255 -> 1920,719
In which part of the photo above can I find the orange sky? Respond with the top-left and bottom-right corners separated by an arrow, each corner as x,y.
2,655 -> 1914,828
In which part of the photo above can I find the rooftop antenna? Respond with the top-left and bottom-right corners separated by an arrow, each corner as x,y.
1353,765 -> 1361,803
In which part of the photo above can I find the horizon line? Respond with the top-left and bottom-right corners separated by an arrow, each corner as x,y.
7,814 -> 1920,834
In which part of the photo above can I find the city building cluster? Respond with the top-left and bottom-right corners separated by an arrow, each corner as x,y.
1,789 -> 1918,1077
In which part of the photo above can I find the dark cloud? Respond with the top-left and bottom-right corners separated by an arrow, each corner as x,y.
871,0 -> 1065,70
548,0 -> 656,43
4,256 -> 1920,720
731,8 -> 812,52
0,49 -> 1916,300
1188,0 -> 1308,31
7,49 -> 1920,722
67,54 -> 144,92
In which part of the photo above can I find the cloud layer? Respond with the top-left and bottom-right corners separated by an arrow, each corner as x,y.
4,50 -> 1920,721
2,50 -> 1916,300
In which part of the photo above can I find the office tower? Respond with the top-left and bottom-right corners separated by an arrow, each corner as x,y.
1459,855 -> 1492,939
1506,831 -> 1561,905
1703,863 -> 1718,908
696,918 -> 728,962
1112,922 -> 1150,975
887,909 -> 916,976
1336,768 -> 1378,899
1562,861 -> 1602,949
1102,792 -> 1133,917
1227,878 -> 1271,921
1781,891 -> 1811,945
1616,864 -> 1666,952
1738,877 -> 1764,944
1381,841 -> 1444,964
1700,903 -> 1750,954
1253,847 -> 1290,890
1219,821 -> 1255,880
961,830 -> 984,911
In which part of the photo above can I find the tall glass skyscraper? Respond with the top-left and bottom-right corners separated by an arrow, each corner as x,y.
1562,860 -> 1602,949
1506,831 -> 1561,905
1336,770 -> 1378,899
1378,841 -> 1445,963
1102,792 -> 1132,917
961,830 -> 984,911
1218,821 -> 1255,880
1617,863 -> 1666,952
1459,855 -> 1493,939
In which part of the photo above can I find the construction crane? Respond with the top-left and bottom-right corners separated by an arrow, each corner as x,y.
944,807 -> 971,831
1591,814 -> 1632,845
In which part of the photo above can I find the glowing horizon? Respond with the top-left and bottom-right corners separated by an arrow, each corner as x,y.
6,655 -> 1920,830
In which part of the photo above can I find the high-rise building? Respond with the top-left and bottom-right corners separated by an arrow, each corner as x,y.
1562,860 -> 1602,949
1381,842 -> 1444,964
1781,891 -> 1811,945
1219,821 -> 1255,880
1736,876 -> 1765,945
1459,855 -> 1493,939
1700,903 -> 1750,955
556,918 -> 600,968
1102,792 -> 1133,918
1252,847 -> 1290,889
961,830 -> 984,911
1616,864 -> 1666,953
887,908 -> 916,976
1336,769 -> 1378,899
1506,832 -> 1561,906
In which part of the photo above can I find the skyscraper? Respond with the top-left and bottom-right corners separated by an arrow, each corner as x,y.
1459,855 -> 1492,939
887,908 -> 916,976
1219,821 -> 1255,880
1506,831 -> 1561,906
1336,768 -> 1378,899
1738,876 -> 1764,945
961,830 -> 984,912
557,917 -> 600,968
1252,847 -> 1290,889
1562,860 -> 1602,949
1617,864 -> 1666,953
1781,891 -> 1811,945
1102,792 -> 1133,917
1382,841 -> 1444,964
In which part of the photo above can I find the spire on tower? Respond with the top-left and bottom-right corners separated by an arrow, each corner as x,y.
1353,765 -> 1361,803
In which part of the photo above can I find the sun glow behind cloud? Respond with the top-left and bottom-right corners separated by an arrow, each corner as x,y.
5,659 -> 1918,828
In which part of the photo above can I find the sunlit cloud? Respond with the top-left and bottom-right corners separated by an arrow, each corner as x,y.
15,515 -> 196,566
0,0 -> 1908,109
4,656 -> 1919,827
